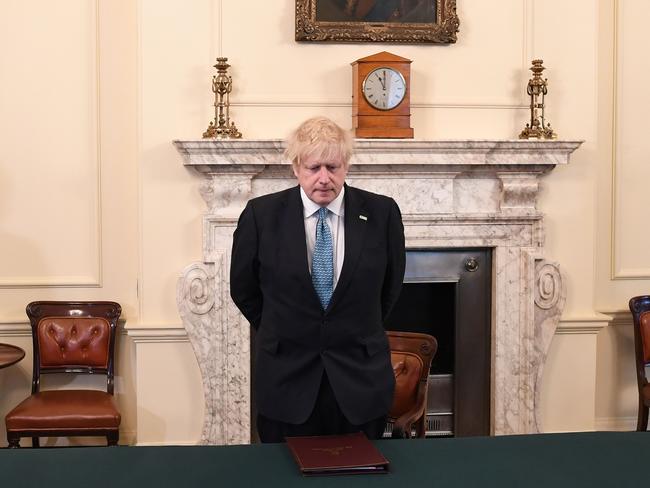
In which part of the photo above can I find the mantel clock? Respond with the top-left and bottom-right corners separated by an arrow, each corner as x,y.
351,51 -> 413,138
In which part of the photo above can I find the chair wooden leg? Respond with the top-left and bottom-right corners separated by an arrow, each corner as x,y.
391,423 -> 406,439
416,414 -> 426,438
31,437 -> 40,448
7,434 -> 20,448
636,400 -> 648,431
107,431 -> 119,446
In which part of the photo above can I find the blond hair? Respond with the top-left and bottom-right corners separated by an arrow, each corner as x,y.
284,117 -> 353,170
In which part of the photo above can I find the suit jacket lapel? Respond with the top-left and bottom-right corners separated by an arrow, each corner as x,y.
281,186 -> 317,300
327,185 -> 368,313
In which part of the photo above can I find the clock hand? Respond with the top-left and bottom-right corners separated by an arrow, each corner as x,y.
375,72 -> 385,90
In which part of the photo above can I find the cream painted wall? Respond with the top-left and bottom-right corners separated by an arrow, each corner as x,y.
0,0 -> 139,444
593,0 -> 650,429
0,0 -> 647,446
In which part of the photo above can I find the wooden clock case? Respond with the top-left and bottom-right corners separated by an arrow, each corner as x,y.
351,51 -> 413,139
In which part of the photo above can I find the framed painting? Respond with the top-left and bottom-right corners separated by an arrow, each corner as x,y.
295,0 -> 459,43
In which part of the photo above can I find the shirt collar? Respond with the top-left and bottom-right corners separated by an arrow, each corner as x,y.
300,186 -> 345,218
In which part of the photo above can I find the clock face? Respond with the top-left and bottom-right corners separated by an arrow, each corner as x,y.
362,67 -> 407,110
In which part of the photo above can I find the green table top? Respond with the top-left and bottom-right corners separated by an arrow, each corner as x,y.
1,431 -> 648,487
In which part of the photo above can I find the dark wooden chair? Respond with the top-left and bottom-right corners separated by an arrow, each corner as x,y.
629,296 -> 650,431
387,330 -> 438,438
5,301 -> 122,447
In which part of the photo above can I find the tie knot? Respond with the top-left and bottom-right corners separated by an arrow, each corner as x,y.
317,207 -> 328,220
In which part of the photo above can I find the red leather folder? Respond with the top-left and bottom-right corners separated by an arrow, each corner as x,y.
286,432 -> 390,476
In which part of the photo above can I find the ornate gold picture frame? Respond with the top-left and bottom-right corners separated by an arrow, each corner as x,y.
295,0 -> 459,44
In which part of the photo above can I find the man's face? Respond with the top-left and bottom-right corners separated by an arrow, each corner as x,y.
294,153 -> 348,205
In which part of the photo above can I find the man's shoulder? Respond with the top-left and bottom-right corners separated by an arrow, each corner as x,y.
248,186 -> 297,209
346,185 -> 396,208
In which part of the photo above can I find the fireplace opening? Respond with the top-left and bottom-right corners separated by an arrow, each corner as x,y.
384,248 -> 492,437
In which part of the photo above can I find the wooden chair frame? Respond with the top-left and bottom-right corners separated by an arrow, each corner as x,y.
629,296 -> 650,431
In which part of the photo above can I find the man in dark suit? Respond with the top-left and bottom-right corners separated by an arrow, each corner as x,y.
230,117 -> 405,443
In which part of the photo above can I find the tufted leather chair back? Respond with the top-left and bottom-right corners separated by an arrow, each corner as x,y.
37,317 -> 111,369
387,331 -> 437,438
26,301 -> 121,394
390,351 -> 424,418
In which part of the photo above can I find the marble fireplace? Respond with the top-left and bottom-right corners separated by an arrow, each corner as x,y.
174,138 -> 582,445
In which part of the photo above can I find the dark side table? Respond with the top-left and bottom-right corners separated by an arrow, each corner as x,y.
0,344 -> 25,370
0,343 -> 25,449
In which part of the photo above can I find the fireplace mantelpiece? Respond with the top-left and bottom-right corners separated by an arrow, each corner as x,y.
174,139 -> 582,445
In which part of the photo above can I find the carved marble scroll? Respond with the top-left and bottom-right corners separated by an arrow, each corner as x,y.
533,260 -> 566,432
177,262 -> 222,444
177,246 -> 251,445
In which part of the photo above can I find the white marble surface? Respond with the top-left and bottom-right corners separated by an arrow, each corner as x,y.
174,139 -> 582,166
175,138 -> 582,444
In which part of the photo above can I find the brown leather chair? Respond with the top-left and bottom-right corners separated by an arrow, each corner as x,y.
629,296 -> 650,431
387,330 -> 438,438
5,301 -> 122,447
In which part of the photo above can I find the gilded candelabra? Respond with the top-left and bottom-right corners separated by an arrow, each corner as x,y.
519,60 -> 556,140
203,57 -> 242,139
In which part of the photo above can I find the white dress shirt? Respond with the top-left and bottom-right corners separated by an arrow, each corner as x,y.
300,186 -> 345,287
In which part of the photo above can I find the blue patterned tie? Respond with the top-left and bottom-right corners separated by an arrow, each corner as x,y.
312,207 -> 333,309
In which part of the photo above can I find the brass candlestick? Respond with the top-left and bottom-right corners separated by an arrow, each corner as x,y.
519,59 -> 556,139
203,57 -> 242,139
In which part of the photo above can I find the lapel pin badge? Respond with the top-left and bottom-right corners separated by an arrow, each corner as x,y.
359,215 -> 367,221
